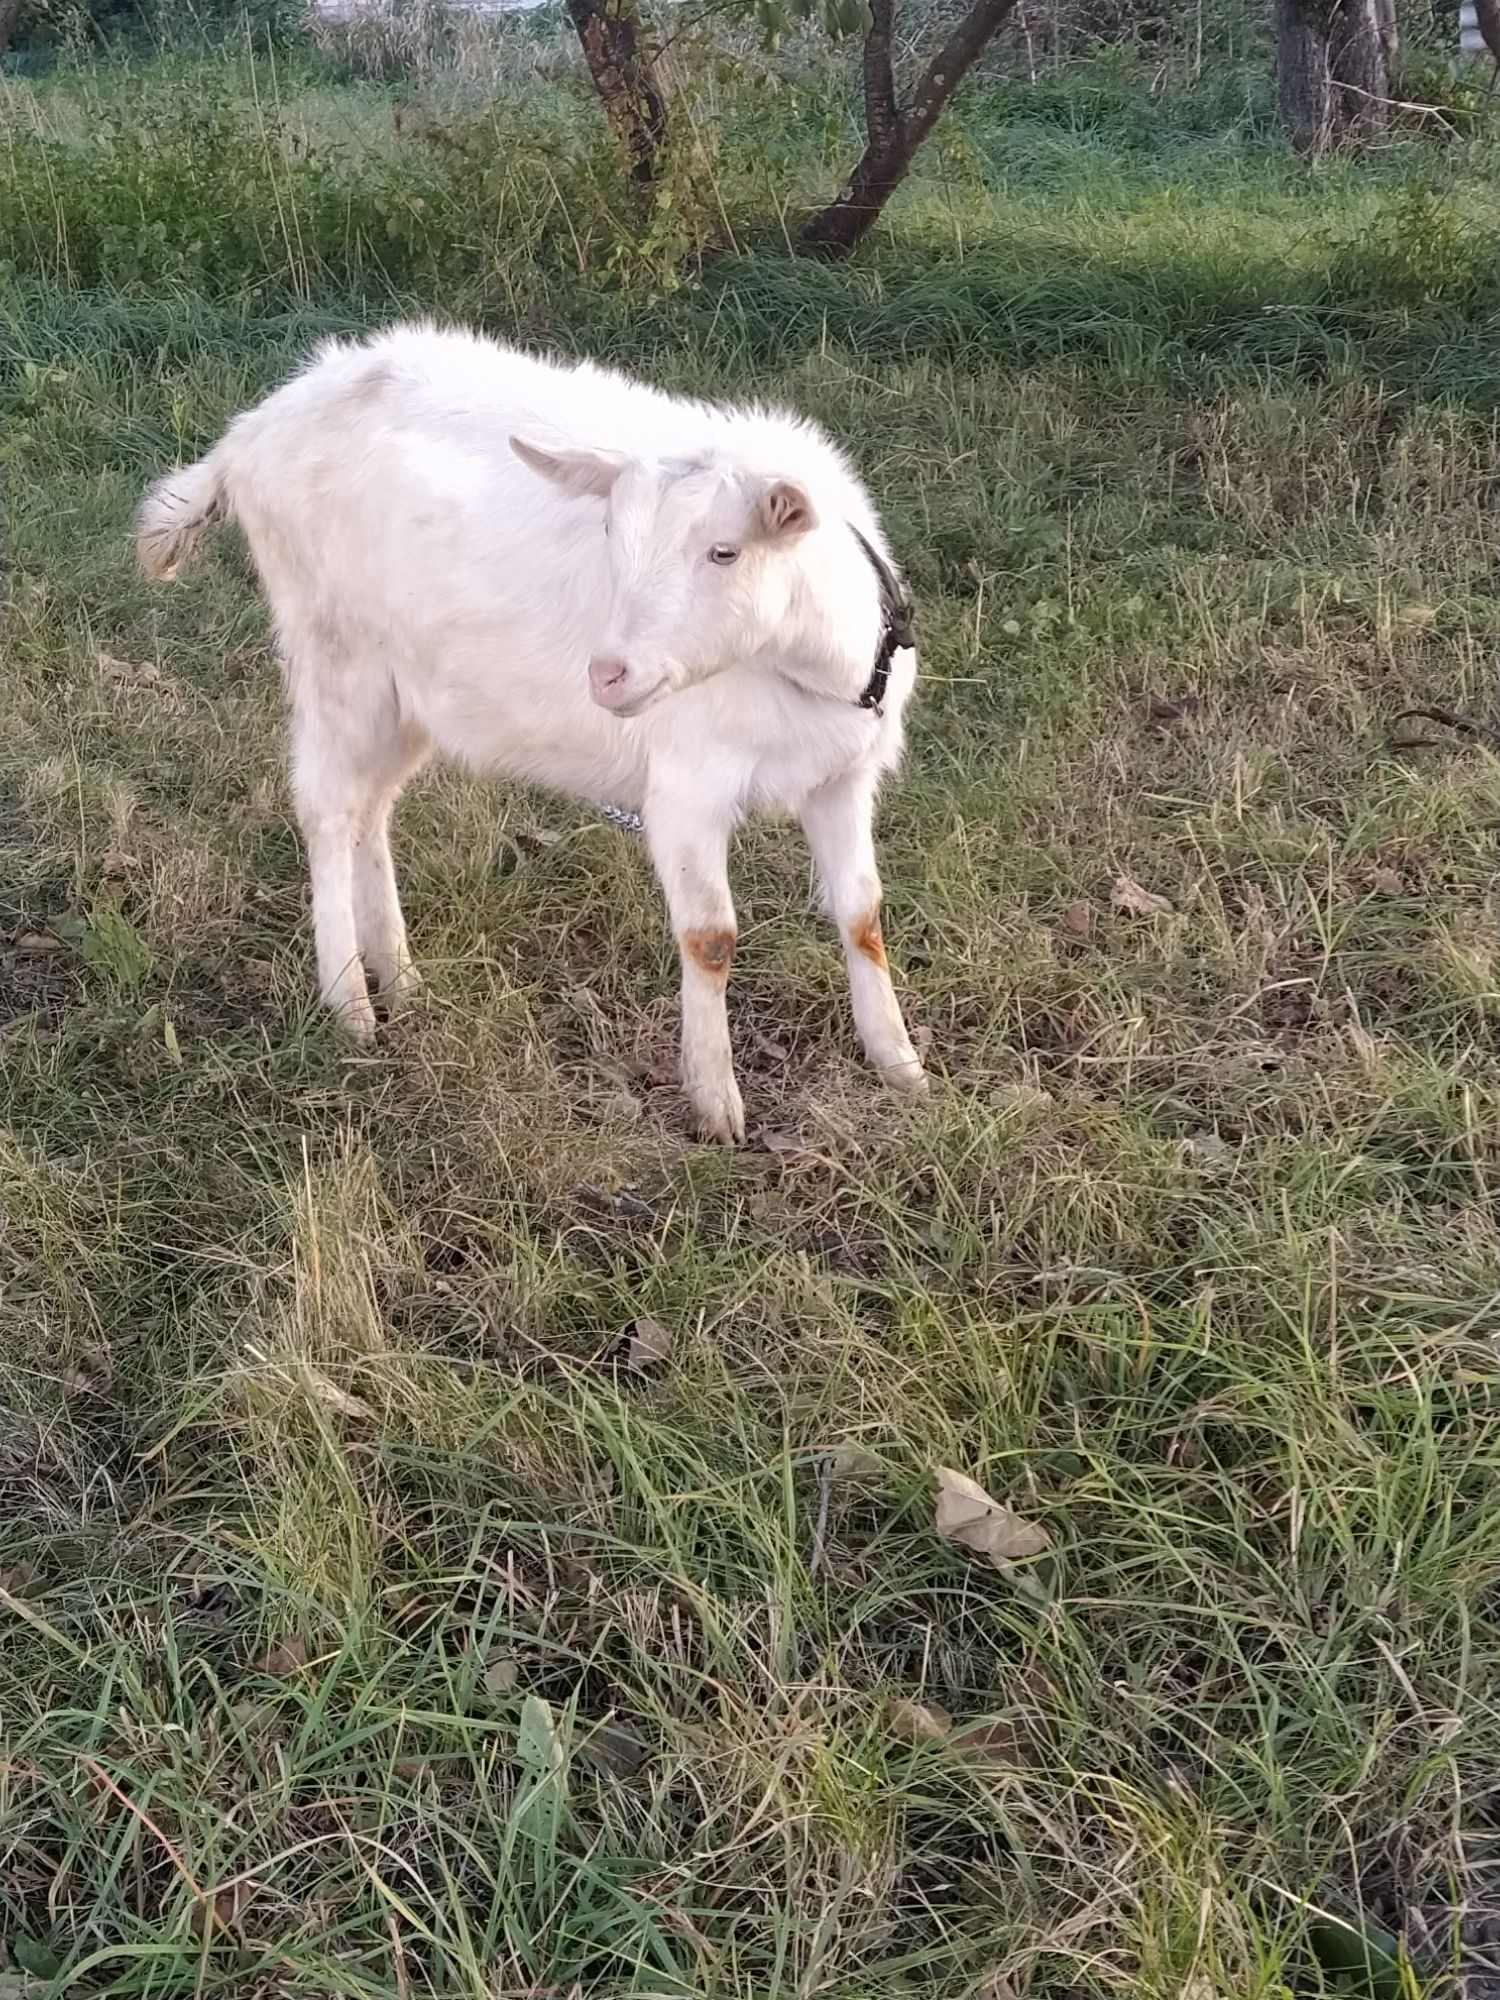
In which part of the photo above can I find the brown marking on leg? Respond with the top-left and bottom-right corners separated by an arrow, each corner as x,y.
684,927 -> 736,979
850,905 -> 888,969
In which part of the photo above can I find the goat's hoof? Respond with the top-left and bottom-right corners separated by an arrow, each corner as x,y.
333,995 -> 379,1043
378,963 -> 424,1015
689,1080 -> 746,1146
879,1057 -> 929,1100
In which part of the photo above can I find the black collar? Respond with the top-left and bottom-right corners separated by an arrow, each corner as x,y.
852,527 -> 915,716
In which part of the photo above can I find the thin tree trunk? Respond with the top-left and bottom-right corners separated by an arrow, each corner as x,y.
801,0 -> 1021,259
0,0 -> 24,61
1329,0 -> 1391,137
1374,0 -> 1398,68
1474,0 -> 1500,68
564,0 -> 667,187
1274,0 -> 1391,152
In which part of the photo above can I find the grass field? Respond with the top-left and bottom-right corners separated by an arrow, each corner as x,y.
4,19 -> 1500,1998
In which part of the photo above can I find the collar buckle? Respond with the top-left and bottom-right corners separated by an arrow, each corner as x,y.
851,526 -> 914,717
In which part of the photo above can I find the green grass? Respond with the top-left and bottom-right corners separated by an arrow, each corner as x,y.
4,21 -> 1500,1999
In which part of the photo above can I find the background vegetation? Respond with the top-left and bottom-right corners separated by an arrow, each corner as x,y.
4,5 -> 1500,1996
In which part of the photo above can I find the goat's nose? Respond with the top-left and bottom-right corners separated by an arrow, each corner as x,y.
588,656 -> 629,701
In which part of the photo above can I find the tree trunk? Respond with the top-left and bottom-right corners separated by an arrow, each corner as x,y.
1474,0 -> 1500,68
1374,0 -> 1398,69
1274,0 -> 1392,153
564,0 -> 667,187
1329,0 -> 1391,136
801,0 -> 1021,259
0,0 -> 25,61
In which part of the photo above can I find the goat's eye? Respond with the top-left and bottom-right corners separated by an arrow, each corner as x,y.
708,543 -> 739,566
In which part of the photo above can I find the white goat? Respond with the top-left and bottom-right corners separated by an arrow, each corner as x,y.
137,322 -> 926,1142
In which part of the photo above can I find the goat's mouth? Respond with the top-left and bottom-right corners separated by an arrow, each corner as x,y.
593,671 -> 672,719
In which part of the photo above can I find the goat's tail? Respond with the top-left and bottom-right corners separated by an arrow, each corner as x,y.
135,453 -> 228,582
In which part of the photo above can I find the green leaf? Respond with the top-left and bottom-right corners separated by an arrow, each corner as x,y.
79,905 -> 152,996
12,1941 -> 61,1980
512,1695 -> 569,1854
1305,1913 -> 1405,2000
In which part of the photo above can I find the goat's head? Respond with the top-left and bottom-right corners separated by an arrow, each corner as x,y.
510,438 -> 885,718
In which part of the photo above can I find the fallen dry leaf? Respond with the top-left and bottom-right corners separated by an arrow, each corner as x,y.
244,1343 -> 372,1421
62,1345 -> 113,1398
1057,899 -> 1096,939
100,849 -> 139,877
184,1580 -> 235,1625
258,1635 -> 308,1677
627,1317 -> 672,1371
1180,1131 -> 1231,1164
757,1127 -> 823,1165
1145,693 -> 1191,725
301,1366 -> 373,1422
658,1905 -> 714,1951
10,932 -> 66,956
953,1715 -> 1029,1763
0,1563 -> 39,1596
483,1653 -> 520,1696
887,1697 -> 952,1744
1111,874 -> 1173,918
988,1082 -> 1052,1117
825,1442 -> 882,1481
975,1977 -> 1020,2000
1393,603 -> 1438,631
98,652 -> 160,684
934,1467 -> 1053,1572
1365,865 -> 1404,897
624,1052 -> 679,1090
191,1877 -> 255,1939
582,1718 -> 650,1777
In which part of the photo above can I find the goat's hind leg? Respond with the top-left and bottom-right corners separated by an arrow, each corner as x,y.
296,788 -> 375,1040
289,683 -> 422,1042
353,720 -> 431,1012
799,769 -> 926,1095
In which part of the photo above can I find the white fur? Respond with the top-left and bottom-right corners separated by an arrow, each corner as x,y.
136,321 -> 925,1140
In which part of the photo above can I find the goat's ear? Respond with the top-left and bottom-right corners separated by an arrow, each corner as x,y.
758,478 -> 818,540
510,436 -> 629,498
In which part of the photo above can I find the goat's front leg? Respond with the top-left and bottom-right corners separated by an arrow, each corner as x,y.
800,771 -> 926,1096
646,794 -> 744,1144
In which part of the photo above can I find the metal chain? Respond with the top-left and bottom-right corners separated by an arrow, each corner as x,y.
597,803 -> 645,835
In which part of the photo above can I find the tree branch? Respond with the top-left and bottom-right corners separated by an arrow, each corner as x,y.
800,0 -> 1018,257
900,0 -> 1020,151
862,0 -> 901,158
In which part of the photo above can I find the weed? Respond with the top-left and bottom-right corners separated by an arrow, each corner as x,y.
4,21 -> 1500,2000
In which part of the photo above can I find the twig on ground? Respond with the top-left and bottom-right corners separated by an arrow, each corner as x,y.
808,1453 -> 834,1580
1388,706 -> 1500,754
